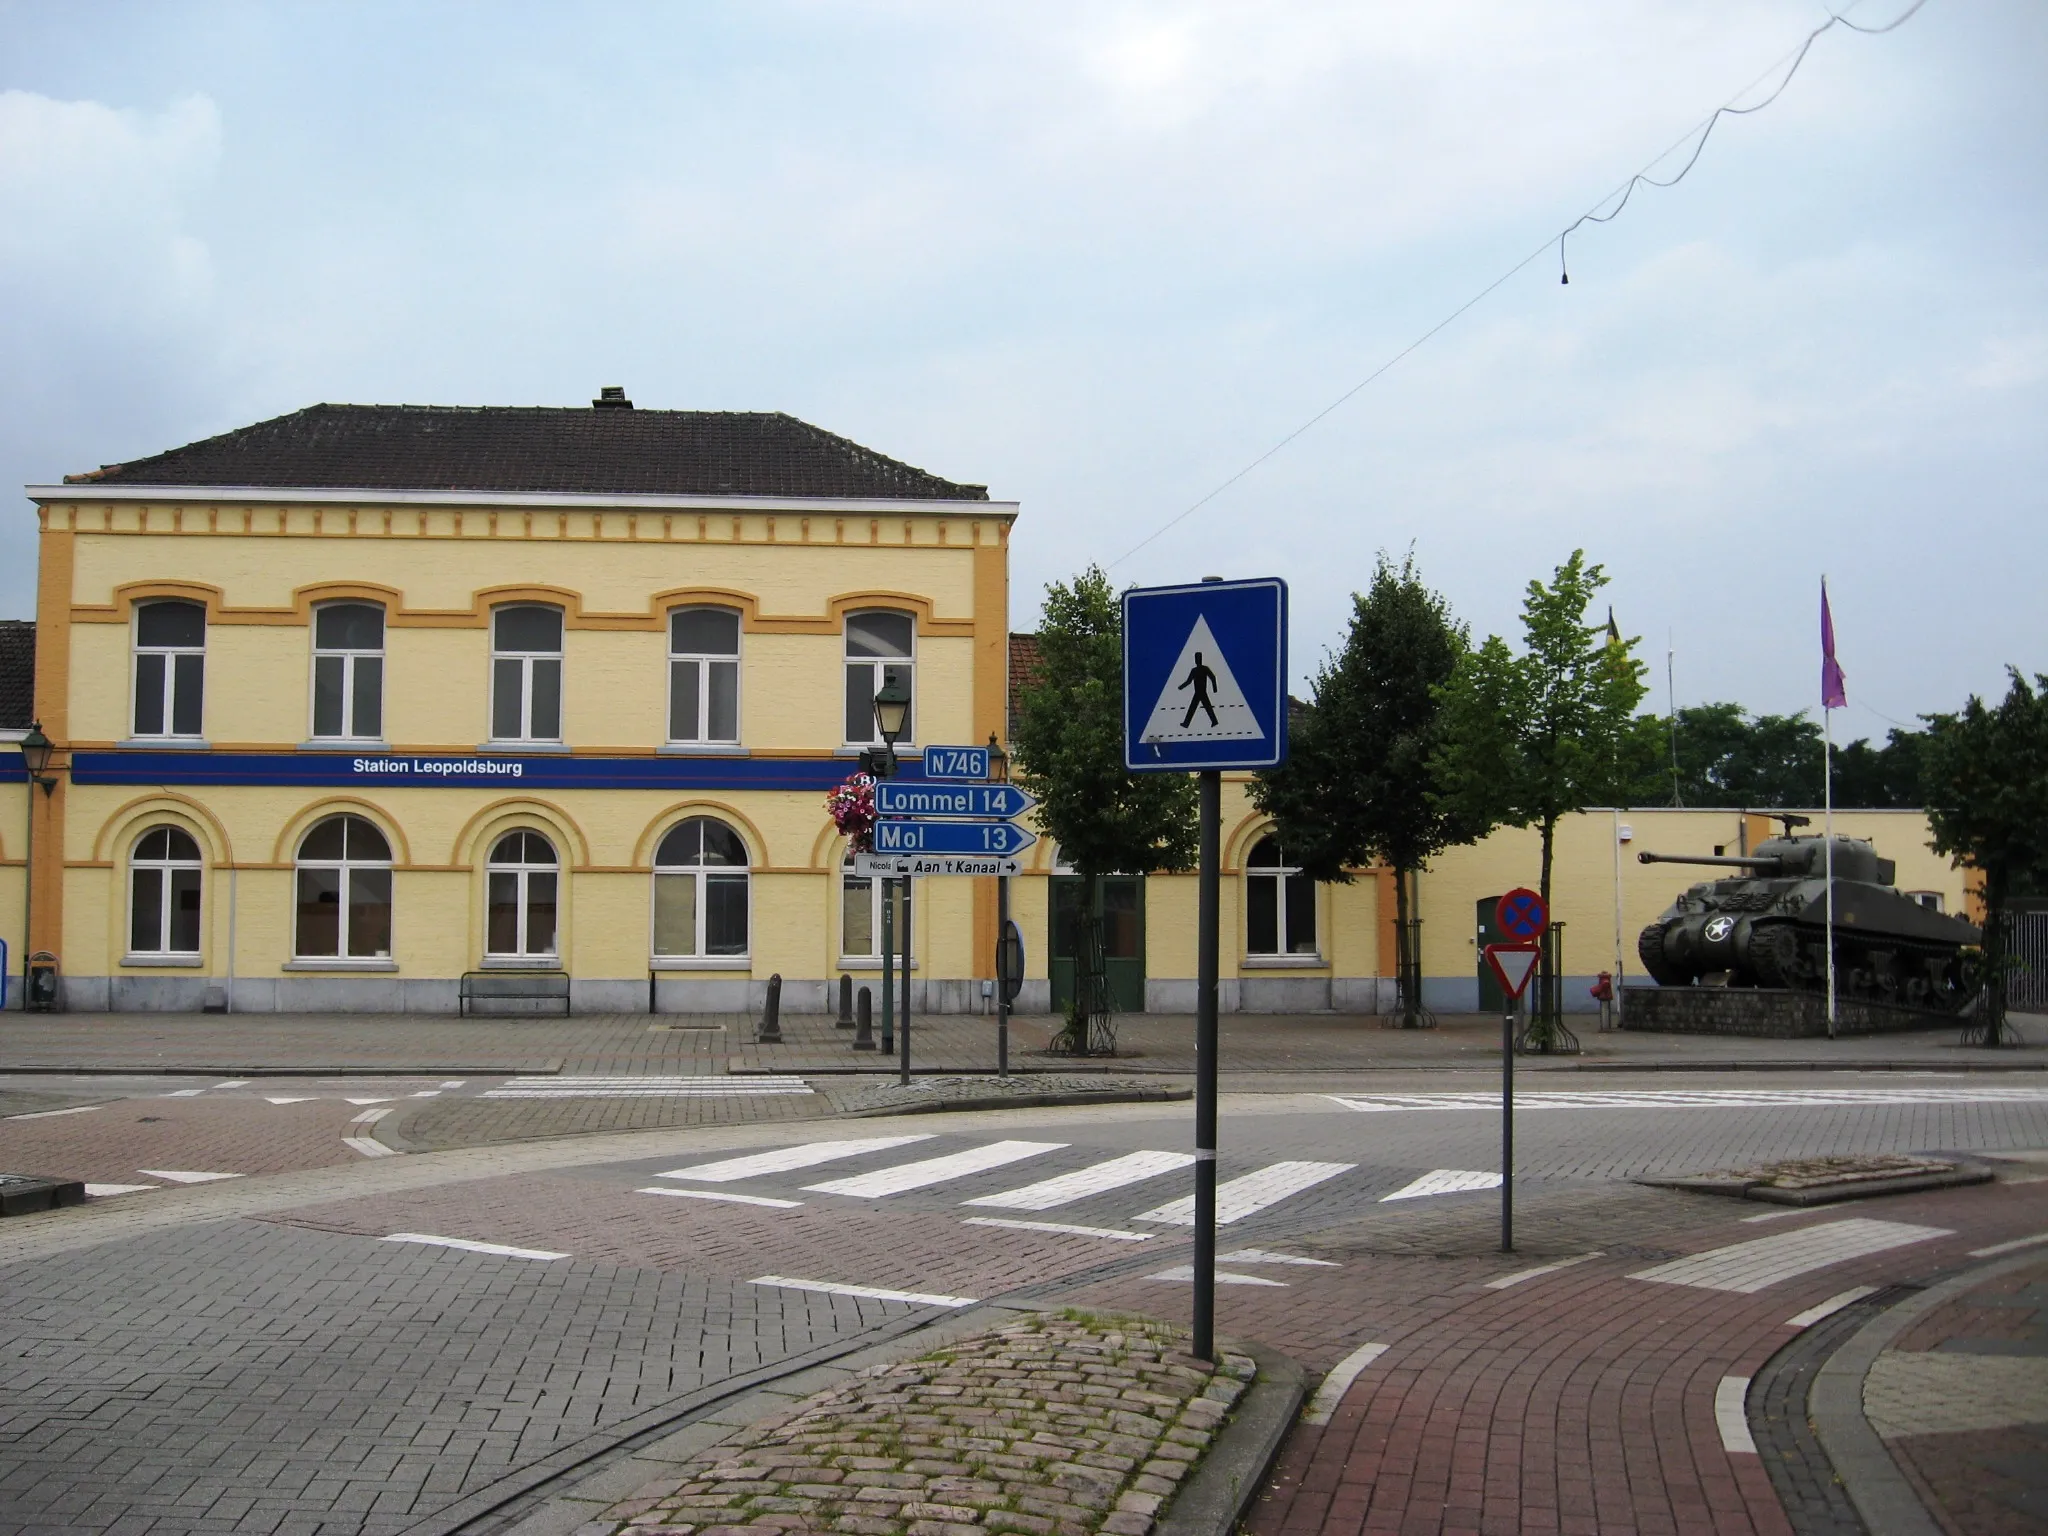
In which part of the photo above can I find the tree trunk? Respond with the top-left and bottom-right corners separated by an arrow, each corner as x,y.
1982,867 -> 2009,1048
1535,816 -> 1557,1044
1394,862 -> 1416,1028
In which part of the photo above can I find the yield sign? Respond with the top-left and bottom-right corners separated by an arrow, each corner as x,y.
1484,944 -> 1541,1001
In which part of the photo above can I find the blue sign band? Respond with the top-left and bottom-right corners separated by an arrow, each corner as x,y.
873,783 -> 1034,819
67,750 -> 921,792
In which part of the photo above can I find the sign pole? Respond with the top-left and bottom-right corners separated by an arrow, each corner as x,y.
899,878 -> 912,1087
997,873 -> 1010,1078
1502,995 -> 1515,1252
1193,768 -> 1221,1363
879,876 -> 895,1057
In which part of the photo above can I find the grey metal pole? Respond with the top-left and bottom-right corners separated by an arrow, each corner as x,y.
19,781 -> 33,1007
1501,1000 -> 1516,1252
997,874 -> 1010,1078
880,876 -> 894,1056
899,878 -> 912,1087
1193,769 -> 1221,1363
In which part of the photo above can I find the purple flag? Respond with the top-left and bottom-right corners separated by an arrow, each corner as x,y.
1820,580 -> 1847,709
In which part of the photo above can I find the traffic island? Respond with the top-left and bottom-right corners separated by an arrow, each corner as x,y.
570,1312 -> 1274,1536
1641,1152 -> 1994,1206
836,1075 -> 1191,1118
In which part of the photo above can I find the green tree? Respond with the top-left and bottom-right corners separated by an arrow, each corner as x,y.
1431,551 -> 1649,1040
1833,726 -> 1926,808
1919,670 -> 2048,1046
1011,566 -> 1198,1050
1251,552 -> 1478,1026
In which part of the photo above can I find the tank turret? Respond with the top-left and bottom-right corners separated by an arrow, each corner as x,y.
1635,832 -> 1978,1013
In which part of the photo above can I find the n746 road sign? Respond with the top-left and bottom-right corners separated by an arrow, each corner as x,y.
873,819 -> 1036,856
922,745 -> 990,781
873,783 -> 1035,819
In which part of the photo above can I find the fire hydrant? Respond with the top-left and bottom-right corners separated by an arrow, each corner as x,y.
1589,970 -> 1614,1032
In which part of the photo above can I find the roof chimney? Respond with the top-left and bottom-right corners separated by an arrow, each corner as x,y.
593,386 -> 633,409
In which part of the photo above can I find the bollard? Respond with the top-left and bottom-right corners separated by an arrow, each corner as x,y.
853,986 -> 876,1049
836,973 -> 855,1029
757,973 -> 783,1043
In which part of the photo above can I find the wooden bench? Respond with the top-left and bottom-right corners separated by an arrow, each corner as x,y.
459,970 -> 571,1017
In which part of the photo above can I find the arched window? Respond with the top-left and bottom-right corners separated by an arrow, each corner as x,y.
491,605 -> 563,743
295,815 -> 394,959
843,611 -> 914,746
129,826 -> 202,956
311,602 -> 385,741
840,852 -> 911,963
668,608 -> 741,744
133,600 -> 206,738
487,830 -> 559,959
653,817 -> 749,957
1246,836 -> 1316,956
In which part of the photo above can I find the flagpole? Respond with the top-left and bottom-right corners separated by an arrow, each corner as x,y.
1822,576 -> 1837,1038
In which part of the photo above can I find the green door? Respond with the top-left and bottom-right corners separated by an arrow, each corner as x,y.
1049,876 -> 1146,1014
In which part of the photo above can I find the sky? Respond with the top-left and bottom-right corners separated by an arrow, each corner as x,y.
1,0 -> 2041,745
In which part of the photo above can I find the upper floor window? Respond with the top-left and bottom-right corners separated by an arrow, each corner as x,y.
491,606 -> 563,742
844,611 -> 914,746
129,826 -> 202,956
652,817 -> 750,958
295,814 -> 393,960
311,603 -> 385,741
487,830 -> 559,959
669,608 -> 740,744
1247,836 -> 1317,956
133,600 -> 206,738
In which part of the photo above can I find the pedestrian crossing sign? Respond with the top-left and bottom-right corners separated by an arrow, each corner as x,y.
1123,578 -> 1288,771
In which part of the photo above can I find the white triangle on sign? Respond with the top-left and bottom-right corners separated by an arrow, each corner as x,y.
1486,945 -> 1540,998
1140,615 -> 1264,743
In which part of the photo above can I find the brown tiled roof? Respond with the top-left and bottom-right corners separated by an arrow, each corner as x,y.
1008,633 -> 1043,737
66,401 -> 990,501
0,621 -> 34,730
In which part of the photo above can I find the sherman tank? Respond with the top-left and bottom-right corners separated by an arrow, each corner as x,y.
1636,823 -> 1980,1014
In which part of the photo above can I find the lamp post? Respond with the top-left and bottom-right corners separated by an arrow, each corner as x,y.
18,722 -> 56,1006
862,684 -> 912,1079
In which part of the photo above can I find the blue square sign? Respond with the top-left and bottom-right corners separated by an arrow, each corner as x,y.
1123,578 -> 1288,771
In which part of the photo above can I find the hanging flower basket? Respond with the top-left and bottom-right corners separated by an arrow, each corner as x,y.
826,772 -> 878,854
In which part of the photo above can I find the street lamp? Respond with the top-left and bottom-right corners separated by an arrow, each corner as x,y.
18,721 -> 56,1008
863,681 -> 912,779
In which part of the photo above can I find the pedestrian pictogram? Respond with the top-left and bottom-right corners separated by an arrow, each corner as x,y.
1495,888 -> 1548,941
1484,944 -> 1541,1001
1123,578 -> 1288,772
1142,616 -> 1261,743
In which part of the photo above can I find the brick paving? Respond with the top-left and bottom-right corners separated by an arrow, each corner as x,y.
0,1093 -> 362,1183
577,1313 -> 1252,1536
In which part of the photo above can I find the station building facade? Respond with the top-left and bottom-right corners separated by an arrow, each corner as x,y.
10,394 -> 1972,1015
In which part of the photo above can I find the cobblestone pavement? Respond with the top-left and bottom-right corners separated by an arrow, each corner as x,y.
579,1313 -> 1251,1536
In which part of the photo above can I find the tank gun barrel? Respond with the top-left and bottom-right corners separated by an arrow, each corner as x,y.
1636,850 -> 1787,872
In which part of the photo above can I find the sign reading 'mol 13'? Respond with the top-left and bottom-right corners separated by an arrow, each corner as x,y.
66,750 -> 909,793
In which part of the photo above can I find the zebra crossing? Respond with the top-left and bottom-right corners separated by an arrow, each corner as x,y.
1328,1085 -> 2048,1114
638,1132 -> 1373,1234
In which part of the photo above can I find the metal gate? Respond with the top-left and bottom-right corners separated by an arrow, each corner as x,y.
2012,907 -> 2048,1011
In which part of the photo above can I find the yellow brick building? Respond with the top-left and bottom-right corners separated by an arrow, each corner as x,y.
10,392 -> 1970,1015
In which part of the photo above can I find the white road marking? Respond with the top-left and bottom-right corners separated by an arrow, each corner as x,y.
660,1135 -> 936,1183
1303,1342 -> 1389,1424
440,1080 -> 466,1088
750,1274 -> 977,1308
1381,1169 -> 1502,1202
264,1096 -> 318,1105
1219,1249 -> 1339,1267
345,1097 -> 395,1106
161,1088 -> 208,1097
1136,1161 -> 1354,1226
5,1104 -> 102,1120
1329,1086 -> 2048,1113
1715,1377 -> 1757,1453
962,1216 -> 1152,1241
344,1136 -> 401,1158
136,1169 -> 243,1183
349,1105 -> 398,1125
1785,1286 -> 1880,1327
805,1140 -> 1066,1198
409,1090 -> 441,1098
1630,1219 -> 1951,1294
84,1183 -> 157,1197
214,1080 -> 249,1089
1741,1208 -> 1823,1223
485,1075 -> 813,1099
962,1150 -> 1194,1211
1970,1231 -> 2048,1258
384,1232 -> 567,1261
1486,1253 -> 1601,1290
1145,1265 -> 1288,1287
636,1186 -> 802,1209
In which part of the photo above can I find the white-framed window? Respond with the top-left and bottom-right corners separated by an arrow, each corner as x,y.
668,608 -> 741,744
491,606 -> 563,742
652,817 -> 750,958
311,602 -> 385,741
1246,836 -> 1317,956
486,830 -> 559,960
133,600 -> 206,738
295,815 -> 394,959
840,854 -> 912,962
129,826 -> 202,956
1909,890 -> 1945,914
843,611 -> 914,746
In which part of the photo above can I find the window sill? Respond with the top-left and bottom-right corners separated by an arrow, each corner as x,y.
297,739 -> 390,753
120,953 -> 204,968
650,957 -> 752,971
658,744 -> 750,756
1242,954 -> 1328,970
476,741 -> 572,755
283,958 -> 398,972
837,958 -> 920,971
477,955 -> 564,969
117,737 -> 211,751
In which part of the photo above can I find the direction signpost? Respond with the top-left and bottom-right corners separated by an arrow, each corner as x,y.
1485,887 -> 1548,1253
872,819 -> 1036,857
1124,576 -> 1288,1364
